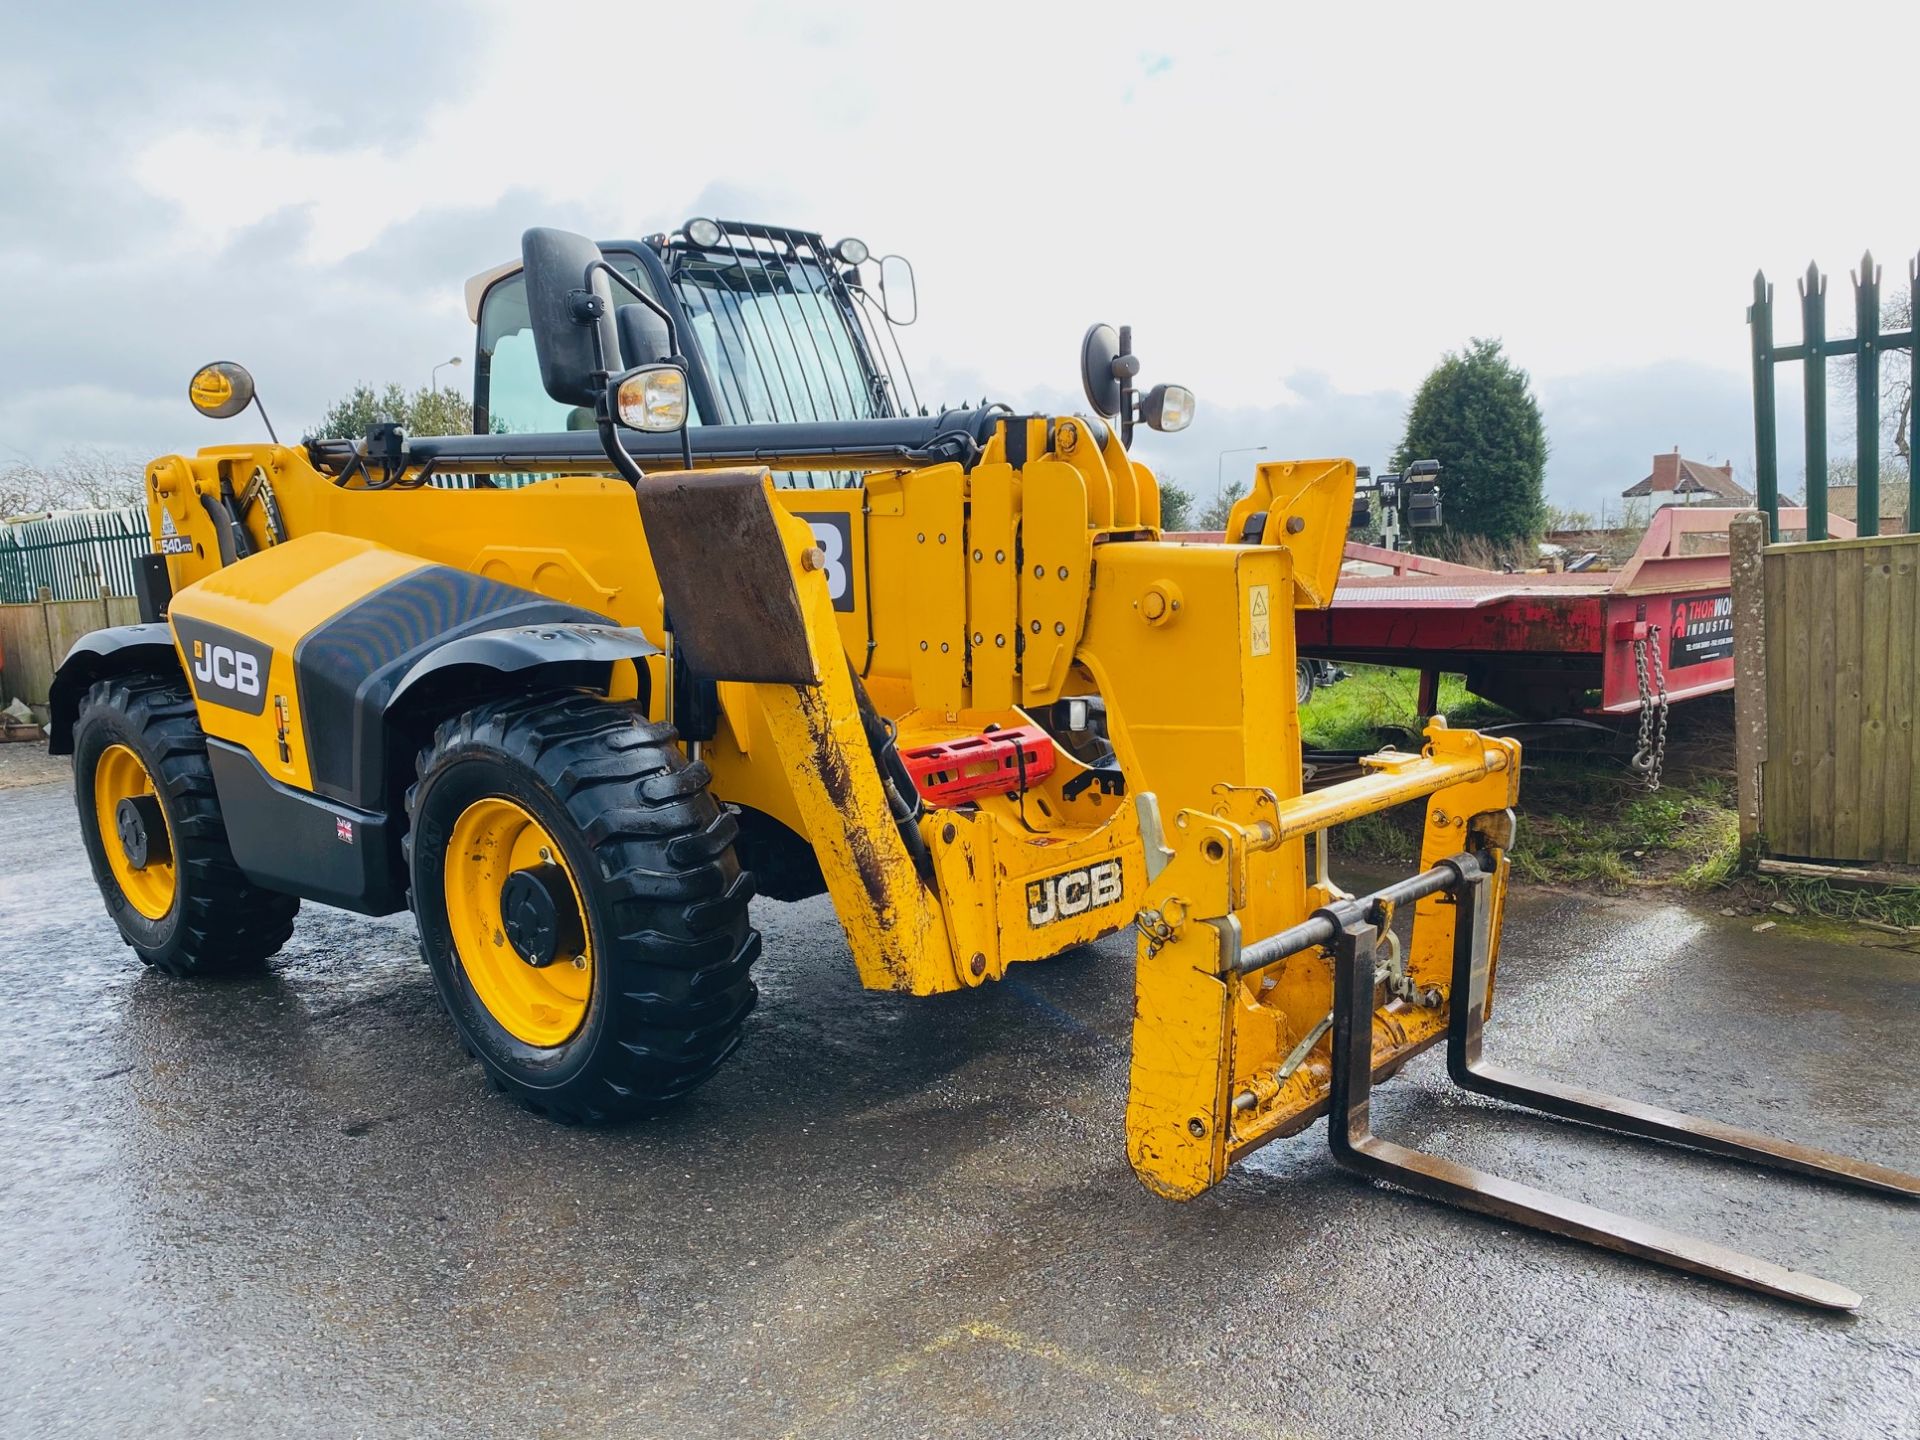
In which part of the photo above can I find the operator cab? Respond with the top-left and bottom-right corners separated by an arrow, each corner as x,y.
468,220 -> 921,474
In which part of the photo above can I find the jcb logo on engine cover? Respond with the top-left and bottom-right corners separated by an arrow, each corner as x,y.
1027,859 -> 1124,928
174,618 -> 270,716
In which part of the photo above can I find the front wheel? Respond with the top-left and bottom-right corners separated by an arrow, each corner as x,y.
72,674 -> 300,976
406,693 -> 758,1122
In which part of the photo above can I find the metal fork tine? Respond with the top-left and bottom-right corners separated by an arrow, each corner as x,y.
1454,1063 -> 1920,1198
1447,874 -> 1920,1200
1325,914 -> 1864,1312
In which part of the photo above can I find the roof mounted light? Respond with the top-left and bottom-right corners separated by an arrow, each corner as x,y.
832,237 -> 869,266
684,218 -> 723,248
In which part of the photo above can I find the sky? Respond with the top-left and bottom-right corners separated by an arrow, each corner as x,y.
5,0 -> 1915,516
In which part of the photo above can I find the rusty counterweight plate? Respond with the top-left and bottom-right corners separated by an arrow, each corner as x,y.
634,469 -> 817,685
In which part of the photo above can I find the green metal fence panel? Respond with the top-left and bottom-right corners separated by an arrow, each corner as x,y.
1856,257 -> 1881,530
1799,264 -> 1828,541
0,506 -> 151,604
1749,250 -> 1919,543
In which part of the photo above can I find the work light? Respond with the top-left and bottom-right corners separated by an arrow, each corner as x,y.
613,365 -> 689,432
1140,383 -> 1195,433
684,218 -> 723,248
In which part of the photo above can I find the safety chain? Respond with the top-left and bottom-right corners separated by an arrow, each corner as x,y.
1630,625 -> 1670,791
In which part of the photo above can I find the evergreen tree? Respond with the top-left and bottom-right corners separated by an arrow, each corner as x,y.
1394,338 -> 1547,545
305,382 -> 472,442
1156,478 -> 1195,531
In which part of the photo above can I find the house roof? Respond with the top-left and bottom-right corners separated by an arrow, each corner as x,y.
1622,450 -> 1752,502
1827,483 -> 1911,525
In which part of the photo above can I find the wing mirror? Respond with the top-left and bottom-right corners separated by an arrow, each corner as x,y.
520,227 -> 620,407
187,360 -> 280,442
522,225 -> 694,468
878,254 -> 917,325
616,302 -> 673,368
1079,324 -> 1195,445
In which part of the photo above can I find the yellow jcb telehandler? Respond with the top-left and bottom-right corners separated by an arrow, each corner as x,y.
52,221 -> 1915,1310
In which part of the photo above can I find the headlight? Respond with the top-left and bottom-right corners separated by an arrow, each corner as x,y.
684,218 -> 723,248
1140,383 -> 1195,434
832,237 -> 869,266
613,365 -> 689,432
1158,385 -> 1195,431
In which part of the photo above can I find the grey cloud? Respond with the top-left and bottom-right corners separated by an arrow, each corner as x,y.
1536,362 -> 1767,512
0,2 -> 477,266
1128,371 -> 1411,498
0,181 -> 816,464
0,206 -> 495,461
6,3 -> 477,153
1075,363 -> 1786,523
680,181 -> 807,230
0,2 -> 492,452
334,190 -> 608,293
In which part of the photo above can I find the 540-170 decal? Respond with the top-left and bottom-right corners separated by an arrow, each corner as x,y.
1027,859 -> 1125,928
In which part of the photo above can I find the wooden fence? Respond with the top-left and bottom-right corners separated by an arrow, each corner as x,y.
1733,514 -> 1920,864
0,595 -> 141,711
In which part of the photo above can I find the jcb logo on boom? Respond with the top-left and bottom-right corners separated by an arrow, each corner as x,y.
1027,859 -> 1124,928
175,619 -> 271,716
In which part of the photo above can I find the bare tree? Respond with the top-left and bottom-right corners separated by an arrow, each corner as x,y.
0,448 -> 146,518
1837,290 -> 1913,464
1543,504 -> 1597,532
1888,291 -> 1914,465
0,465 -> 39,519
1197,482 -> 1242,533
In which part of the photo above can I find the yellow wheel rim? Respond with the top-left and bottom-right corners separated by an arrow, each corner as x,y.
93,743 -> 177,921
443,797 -> 594,1048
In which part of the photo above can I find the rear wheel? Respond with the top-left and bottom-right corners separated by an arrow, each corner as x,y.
1296,659 -> 1317,707
407,693 -> 758,1121
72,674 -> 301,976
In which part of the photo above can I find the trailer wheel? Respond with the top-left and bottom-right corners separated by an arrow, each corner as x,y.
1296,659 -> 1317,707
72,674 -> 301,976
406,692 -> 758,1122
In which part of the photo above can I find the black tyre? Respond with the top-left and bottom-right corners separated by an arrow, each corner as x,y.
406,692 -> 758,1121
1296,659 -> 1317,707
72,674 -> 301,976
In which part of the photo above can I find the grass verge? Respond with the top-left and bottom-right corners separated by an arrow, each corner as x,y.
1301,666 -> 1919,938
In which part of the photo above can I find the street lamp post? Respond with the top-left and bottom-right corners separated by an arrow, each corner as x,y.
431,355 -> 463,391
1216,445 -> 1268,506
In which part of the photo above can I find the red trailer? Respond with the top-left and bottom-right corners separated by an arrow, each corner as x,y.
1294,507 -> 1848,719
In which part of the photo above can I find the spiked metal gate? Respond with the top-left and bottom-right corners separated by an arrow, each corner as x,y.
1742,251 -> 1920,865
1750,252 -> 1918,541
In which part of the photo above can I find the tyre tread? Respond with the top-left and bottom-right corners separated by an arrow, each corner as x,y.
75,674 -> 299,976
409,692 -> 759,1122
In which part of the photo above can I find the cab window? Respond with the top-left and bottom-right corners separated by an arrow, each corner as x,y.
476,252 -> 690,435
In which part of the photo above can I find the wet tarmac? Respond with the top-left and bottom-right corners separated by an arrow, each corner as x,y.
3,771 -> 1918,1439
